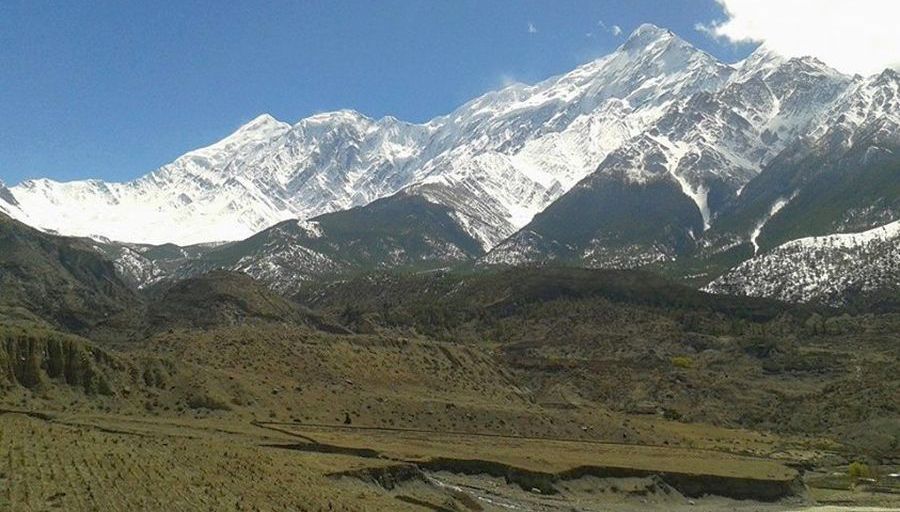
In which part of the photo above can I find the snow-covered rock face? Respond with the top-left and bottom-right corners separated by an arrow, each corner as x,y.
0,180 -> 17,209
402,23 -> 736,247
809,69 -> 900,149
586,52 -> 850,224
3,24 -> 734,247
706,220 -> 900,305
10,114 -> 294,244
482,44 -> 861,268
699,71 -> 899,304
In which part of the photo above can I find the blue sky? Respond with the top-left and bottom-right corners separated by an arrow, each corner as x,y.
0,0 -> 755,185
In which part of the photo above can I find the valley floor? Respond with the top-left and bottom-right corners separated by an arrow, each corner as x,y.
2,409 -> 898,511
1,268 -> 898,511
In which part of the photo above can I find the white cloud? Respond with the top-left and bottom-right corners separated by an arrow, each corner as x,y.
597,20 -> 623,37
527,22 -> 538,34
700,0 -> 900,75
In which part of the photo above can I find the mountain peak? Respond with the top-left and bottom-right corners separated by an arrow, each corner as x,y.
237,113 -> 288,133
305,109 -> 370,124
621,23 -> 674,50
740,44 -> 784,69
746,43 -> 780,59
728,44 -> 785,84
250,112 -> 278,123
183,113 -> 289,160
876,67 -> 899,82
630,23 -> 671,39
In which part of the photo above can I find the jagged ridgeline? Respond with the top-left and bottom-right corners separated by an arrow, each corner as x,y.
4,25 -> 895,307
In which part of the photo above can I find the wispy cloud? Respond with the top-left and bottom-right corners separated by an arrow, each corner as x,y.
527,22 -> 538,34
597,20 -> 622,37
699,0 -> 900,74
499,74 -> 520,87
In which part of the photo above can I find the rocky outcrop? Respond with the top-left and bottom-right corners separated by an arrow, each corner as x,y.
0,328 -> 117,394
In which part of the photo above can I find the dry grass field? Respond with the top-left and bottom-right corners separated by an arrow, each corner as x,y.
0,411 -> 416,511
3,409 -> 898,511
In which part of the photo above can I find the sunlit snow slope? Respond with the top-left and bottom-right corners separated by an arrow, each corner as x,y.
0,25 -> 776,247
706,220 -> 900,305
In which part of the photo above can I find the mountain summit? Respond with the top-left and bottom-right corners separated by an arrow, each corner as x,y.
620,23 -> 676,51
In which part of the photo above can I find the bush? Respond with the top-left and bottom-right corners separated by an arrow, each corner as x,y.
186,393 -> 232,411
670,356 -> 694,369
848,462 -> 873,480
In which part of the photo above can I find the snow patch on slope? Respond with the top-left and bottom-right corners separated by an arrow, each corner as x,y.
750,191 -> 798,254
708,220 -> 900,305
648,134 -> 712,229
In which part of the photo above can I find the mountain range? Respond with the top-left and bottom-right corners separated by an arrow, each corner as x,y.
1,24 -> 897,306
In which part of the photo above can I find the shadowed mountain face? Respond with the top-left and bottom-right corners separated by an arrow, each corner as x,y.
0,213 -> 139,332
0,213 -> 347,337
156,193 -> 486,293
88,193 -> 485,294
144,270 -> 348,334
481,171 -> 706,268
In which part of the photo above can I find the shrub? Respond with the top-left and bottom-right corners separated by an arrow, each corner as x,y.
670,356 -> 694,369
186,393 -> 232,411
848,462 -> 873,480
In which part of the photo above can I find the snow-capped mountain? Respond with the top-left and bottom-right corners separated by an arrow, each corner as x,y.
4,23 -> 897,306
810,68 -> 900,147
8,115 -> 293,244
399,23 -> 734,247
706,220 -> 900,305
704,67 -> 900,257
4,24 -> 734,248
484,46 -> 853,267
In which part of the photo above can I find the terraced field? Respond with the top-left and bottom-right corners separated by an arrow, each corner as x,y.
3,410 -> 898,511
0,412 -> 410,511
